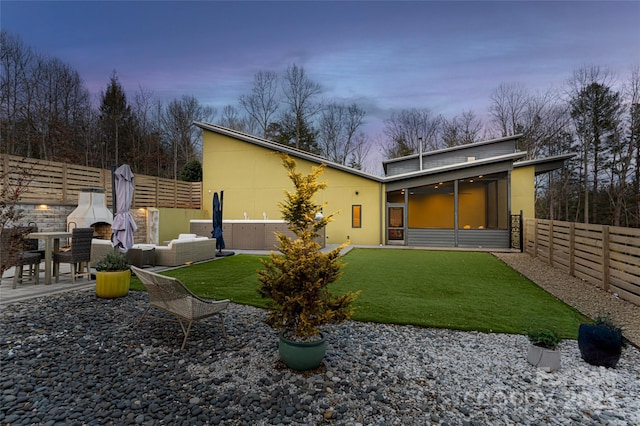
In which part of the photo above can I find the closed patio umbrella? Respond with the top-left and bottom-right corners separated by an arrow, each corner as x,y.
212,191 -> 234,257
112,164 -> 138,251
212,192 -> 225,251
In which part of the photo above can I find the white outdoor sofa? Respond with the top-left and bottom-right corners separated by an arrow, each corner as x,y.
151,234 -> 217,267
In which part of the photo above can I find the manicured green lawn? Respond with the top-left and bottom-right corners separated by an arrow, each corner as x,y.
130,248 -> 587,338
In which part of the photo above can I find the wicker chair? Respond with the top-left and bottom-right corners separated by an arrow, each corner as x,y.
131,266 -> 230,350
1,227 -> 42,288
23,224 -> 45,257
53,227 -> 94,283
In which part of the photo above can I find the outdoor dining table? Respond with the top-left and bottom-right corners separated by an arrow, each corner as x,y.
26,231 -> 72,285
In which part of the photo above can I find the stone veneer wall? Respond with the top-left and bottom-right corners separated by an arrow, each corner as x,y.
14,203 -> 149,245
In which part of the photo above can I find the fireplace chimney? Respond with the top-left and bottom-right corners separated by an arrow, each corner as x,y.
67,188 -> 113,231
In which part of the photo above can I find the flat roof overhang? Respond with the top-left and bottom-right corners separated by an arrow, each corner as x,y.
384,152 -> 527,192
514,153 -> 577,176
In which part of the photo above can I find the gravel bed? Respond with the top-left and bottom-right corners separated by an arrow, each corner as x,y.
493,252 -> 640,348
1,290 -> 639,425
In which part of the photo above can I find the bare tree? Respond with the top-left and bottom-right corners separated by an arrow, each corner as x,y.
1,31 -> 91,163
239,70 -> 279,138
281,64 -> 322,149
489,82 -> 528,137
630,66 -> 640,227
318,102 -> 368,167
441,110 -> 483,147
219,104 -> 255,134
0,31 -> 34,156
0,160 -> 38,280
382,108 -> 441,159
129,85 -> 167,175
490,83 -> 569,159
161,95 -> 216,180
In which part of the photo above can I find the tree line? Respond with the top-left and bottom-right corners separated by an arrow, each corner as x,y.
1,31 -> 638,227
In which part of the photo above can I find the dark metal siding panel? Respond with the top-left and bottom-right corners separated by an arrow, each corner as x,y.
422,153 -> 468,169
423,143 -> 515,169
407,229 -> 455,247
407,228 -> 509,248
458,230 -> 509,248
387,140 -> 517,175
387,159 -> 420,176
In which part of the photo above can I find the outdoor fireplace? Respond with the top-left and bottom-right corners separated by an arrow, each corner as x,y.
67,188 -> 114,238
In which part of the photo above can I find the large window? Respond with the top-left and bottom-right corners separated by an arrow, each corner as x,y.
404,173 -> 508,230
459,174 -> 508,229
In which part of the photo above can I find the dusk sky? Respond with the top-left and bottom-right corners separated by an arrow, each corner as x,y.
2,0 -> 639,162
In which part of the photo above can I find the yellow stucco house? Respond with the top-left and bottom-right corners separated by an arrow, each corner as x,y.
196,122 -> 573,249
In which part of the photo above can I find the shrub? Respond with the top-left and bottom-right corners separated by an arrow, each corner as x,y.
257,154 -> 360,340
528,329 -> 561,350
594,315 -> 621,331
95,251 -> 130,271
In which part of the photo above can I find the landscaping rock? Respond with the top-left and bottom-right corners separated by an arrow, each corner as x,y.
0,290 -> 639,425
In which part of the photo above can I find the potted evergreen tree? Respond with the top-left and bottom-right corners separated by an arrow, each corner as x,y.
527,329 -> 562,372
258,154 -> 360,371
95,251 -> 131,299
578,315 -> 623,368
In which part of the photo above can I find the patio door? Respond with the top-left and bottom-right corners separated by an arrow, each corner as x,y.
387,204 -> 405,245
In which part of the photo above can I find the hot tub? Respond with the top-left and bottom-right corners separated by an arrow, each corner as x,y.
190,220 -> 325,250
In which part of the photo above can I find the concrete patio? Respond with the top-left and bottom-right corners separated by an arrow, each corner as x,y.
0,263 -> 173,305
1,263 -> 97,305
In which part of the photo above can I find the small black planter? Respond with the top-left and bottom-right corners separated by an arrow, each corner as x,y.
578,323 -> 622,368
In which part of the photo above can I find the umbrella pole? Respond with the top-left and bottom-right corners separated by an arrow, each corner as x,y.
111,165 -> 118,216
219,190 -> 223,254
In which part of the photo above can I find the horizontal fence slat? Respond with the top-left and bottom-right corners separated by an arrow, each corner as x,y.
0,154 -> 202,210
524,218 -> 640,306
609,286 -> 640,306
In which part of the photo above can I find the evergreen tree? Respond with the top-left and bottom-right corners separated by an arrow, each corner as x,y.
570,81 -> 622,224
99,71 -> 134,167
266,113 -> 319,155
179,159 -> 202,182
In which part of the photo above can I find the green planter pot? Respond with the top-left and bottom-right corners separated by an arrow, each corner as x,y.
279,331 -> 327,371
95,270 -> 130,298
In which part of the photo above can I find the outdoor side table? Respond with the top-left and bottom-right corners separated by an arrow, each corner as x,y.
128,247 -> 156,268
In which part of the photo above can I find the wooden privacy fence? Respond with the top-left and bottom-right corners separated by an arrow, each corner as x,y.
524,218 -> 640,306
1,154 -> 201,209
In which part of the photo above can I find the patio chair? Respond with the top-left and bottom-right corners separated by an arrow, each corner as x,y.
131,266 -> 230,350
0,227 -> 42,288
53,227 -> 93,283
23,223 -> 45,257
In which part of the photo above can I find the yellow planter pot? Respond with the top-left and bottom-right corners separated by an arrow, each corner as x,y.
95,270 -> 131,299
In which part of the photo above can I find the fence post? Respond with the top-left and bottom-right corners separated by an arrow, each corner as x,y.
1,155 -> 8,190
533,219 -> 538,258
61,163 -> 68,204
155,177 -> 160,207
174,179 -> 178,208
519,210 -> 524,253
549,220 -> 554,266
602,226 -> 610,292
569,222 -> 575,276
